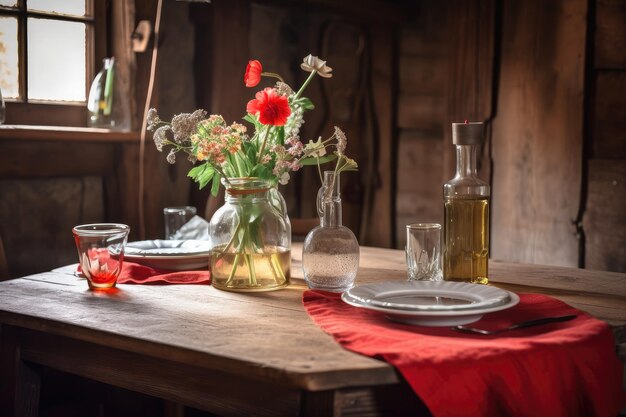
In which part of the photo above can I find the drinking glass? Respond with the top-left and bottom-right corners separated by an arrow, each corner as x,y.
406,223 -> 442,281
164,206 -> 197,239
72,223 -> 130,290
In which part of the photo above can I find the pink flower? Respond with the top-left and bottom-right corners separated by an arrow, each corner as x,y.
244,60 -> 263,87
246,88 -> 291,126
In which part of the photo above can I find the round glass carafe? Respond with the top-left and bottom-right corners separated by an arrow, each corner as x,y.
209,178 -> 291,292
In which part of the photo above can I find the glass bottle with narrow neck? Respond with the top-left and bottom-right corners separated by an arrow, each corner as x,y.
302,171 -> 360,292
443,122 -> 490,284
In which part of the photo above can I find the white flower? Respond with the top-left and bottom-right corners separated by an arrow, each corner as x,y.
300,55 -> 333,78
166,149 -> 176,164
146,108 -> 161,131
171,109 -> 207,143
334,126 -> 347,154
153,125 -> 170,151
304,137 -> 327,157
275,81 -> 294,96
279,172 -> 290,185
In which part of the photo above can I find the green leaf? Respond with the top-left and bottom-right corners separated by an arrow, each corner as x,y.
275,126 -> 285,146
188,163 -> 215,190
250,164 -> 270,179
211,173 -> 222,196
243,113 -> 262,132
198,170 -> 214,189
299,154 -> 337,166
188,164 -> 207,179
297,97 -> 315,110
246,144 -> 258,166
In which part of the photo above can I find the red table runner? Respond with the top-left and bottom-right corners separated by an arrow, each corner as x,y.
78,262 -> 211,285
303,291 -> 624,417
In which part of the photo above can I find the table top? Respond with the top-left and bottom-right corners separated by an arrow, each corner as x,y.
1,243 -> 625,393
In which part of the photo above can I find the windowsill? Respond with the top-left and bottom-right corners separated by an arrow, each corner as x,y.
0,125 -> 141,143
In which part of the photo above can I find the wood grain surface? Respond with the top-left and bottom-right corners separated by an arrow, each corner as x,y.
491,0 -> 586,267
1,244 -> 625,416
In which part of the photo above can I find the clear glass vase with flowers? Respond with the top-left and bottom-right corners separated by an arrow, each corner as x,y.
148,54 -> 356,291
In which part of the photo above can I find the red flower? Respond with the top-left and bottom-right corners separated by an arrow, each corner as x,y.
244,60 -> 263,87
246,88 -> 291,126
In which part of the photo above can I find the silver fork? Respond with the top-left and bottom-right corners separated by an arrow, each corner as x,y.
452,314 -> 577,335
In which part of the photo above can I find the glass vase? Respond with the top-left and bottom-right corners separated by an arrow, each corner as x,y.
302,171 -> 359,292
87,57 -> 130,131
209,178 -> 291,292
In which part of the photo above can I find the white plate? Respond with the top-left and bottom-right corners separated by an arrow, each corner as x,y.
115,240 -> 211,271
341,281 -> 520,326
344,281 -> 511,311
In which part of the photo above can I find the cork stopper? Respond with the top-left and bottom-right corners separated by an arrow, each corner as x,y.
452,121 -> 484,145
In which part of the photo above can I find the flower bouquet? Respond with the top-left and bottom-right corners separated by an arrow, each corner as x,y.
148,54 -> 357,291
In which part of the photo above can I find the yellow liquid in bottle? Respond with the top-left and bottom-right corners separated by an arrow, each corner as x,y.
443,195 -> 489,284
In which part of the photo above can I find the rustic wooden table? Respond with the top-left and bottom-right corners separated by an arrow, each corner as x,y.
1,243 -> 625,417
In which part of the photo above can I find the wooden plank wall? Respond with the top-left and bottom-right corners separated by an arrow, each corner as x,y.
583,0 -> 626,271
396,0 -> 626,274
202,0 -> 399,247
395,3 -> 450,248
490,0 -> 587,267
137,0 -> 197,239
0,1 -> 196,277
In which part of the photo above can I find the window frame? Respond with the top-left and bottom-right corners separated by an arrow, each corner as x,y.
0,0 -> 107,127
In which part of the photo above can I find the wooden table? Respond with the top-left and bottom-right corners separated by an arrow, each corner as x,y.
1,244 -> 625,417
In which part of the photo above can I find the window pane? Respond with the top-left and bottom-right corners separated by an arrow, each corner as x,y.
0,0 -> 18,7
28,0 -> 86,16
28,18 -> 86,102
0,16 -> 19,99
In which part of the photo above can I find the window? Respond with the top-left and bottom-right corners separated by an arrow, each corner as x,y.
0,0 -> 105,126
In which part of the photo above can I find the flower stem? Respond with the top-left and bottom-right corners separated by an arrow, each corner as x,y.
257,125 -> 271,159
244,254 -> 257,286
294,71 -> 317,100
234,153 -> 246,177
225,253 -> 240,286
261,72 -> 284,83
316,155 -> 323,183
270,254 -> 286,284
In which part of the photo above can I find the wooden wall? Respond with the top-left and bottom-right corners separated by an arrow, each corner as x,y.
395,3 -> 449,247
1,0 -> 625,278
491,0 -> 586,266
395,0 -> 626,273
0,0 -> 196,278
583,0 -> 626,271
196,0 -> 399,248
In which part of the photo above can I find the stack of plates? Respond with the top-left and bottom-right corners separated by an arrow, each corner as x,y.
341,281 -> 519,326
118,240 -> 212,271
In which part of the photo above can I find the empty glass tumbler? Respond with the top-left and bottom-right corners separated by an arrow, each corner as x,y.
72,223 -> 130,290
164,206 -> 197,239
405,223 -> 442,281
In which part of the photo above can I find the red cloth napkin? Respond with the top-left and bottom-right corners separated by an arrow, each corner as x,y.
78,262 -> 210,285
303,290 -> 625,417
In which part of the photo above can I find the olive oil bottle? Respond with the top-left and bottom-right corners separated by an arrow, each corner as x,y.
443,122 -> 490,284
